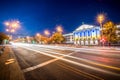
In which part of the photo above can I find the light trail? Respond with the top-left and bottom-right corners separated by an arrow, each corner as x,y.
12,43 -> 120,71
32,44 -> 120,57
25,45 -> 120,72
13,44 -> 120,76
12,43 -> 120,53
33,44 -> 120,53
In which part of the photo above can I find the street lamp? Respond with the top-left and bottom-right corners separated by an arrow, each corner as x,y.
4,20 -> 21,40
4,22 -> 10,26
11,29 -> 15,33
97,14 -> 105,25
97,14 -> 105,46
36,33 -> 40,36
44,30 -> 50,37
6,29 -> 9,32
4,20 -> 20,32
36,33 -> 41,43
56,25 -> 63,33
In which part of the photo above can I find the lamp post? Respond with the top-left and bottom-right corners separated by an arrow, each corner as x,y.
97,14 -> 105,46
4,20 -> 20,40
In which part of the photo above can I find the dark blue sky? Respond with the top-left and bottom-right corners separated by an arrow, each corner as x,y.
0,0 -> 120,36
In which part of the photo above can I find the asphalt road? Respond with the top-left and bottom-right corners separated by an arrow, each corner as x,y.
11,43 -> 120,80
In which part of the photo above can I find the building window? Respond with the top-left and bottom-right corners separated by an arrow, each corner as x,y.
84,32 -> 85,36
80,32 -> 82,37
82,32 -> 84,37
86,30 -> 88,37
88,31 -> 90,36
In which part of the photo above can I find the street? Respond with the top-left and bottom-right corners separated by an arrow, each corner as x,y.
0,0 -> 120,80
12,43 -> 120,80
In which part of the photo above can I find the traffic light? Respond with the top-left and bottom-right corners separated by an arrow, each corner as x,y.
100,38 -> 105,42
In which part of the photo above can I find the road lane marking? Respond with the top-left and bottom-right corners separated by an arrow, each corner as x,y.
6,58 -> 15,62
17,46 -> 120,76
5,59 -> 15,65
58,62 -> 104,80
29,47 -> 120,71
5,60 -> 15,65
23,58 -> 59,73
86,61 -> 120,71
22,52 -> 74,73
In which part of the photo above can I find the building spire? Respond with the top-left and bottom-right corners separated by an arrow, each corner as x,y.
82,22 -> 84,25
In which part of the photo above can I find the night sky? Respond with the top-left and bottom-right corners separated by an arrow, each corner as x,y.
0,0 -> 120,36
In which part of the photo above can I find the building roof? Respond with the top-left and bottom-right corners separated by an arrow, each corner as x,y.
75,24 -> 95,31
74,24 -> 100,32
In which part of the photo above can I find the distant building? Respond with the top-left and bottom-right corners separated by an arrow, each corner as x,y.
63,33 -> 74,44
64,24 -> 120,46
116,25 -> 120,44
73,24 -> 100,45
116,25 -> 120,37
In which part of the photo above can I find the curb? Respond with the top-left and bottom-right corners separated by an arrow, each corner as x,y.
9,46 -> 25,80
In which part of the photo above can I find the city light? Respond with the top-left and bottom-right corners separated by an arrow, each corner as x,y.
4,22 -> 10,26
36,33 -> 40,36
4,20 -> 21,33
44,30 -> 50,36
97,14 -> 105,24
56,25 -> 63,33
11,29 -> 15,33
11,22 -> 19,28
6,29 -> 9,32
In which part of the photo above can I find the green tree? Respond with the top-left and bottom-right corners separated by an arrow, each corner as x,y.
102,21 -> 118,43
34,35 -> 49,44
0,32 -> 9,44
51,32 -> 65,44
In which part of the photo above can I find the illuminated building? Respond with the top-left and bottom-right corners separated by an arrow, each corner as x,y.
73,24 -> 100,45
116,25 -> 120,44
63,33 -> 74,44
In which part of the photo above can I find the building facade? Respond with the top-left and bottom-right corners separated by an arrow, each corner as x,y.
73,24 -> 100,45
63,33 -> 74,44
116,25 -> 120,44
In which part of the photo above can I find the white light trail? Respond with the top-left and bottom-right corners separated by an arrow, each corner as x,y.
26,45 -> 120,72
13,44 -> 120,76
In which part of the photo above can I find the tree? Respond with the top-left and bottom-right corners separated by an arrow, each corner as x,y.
34,35 -> 41,43
102,21 -> 118,43
50,32 -> 65,44
0,32 -> 9,44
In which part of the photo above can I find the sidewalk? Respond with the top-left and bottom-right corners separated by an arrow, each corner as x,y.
0,45 -> 25,80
